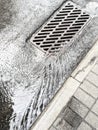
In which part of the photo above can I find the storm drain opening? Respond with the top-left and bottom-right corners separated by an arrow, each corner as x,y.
30,0 -> 91,54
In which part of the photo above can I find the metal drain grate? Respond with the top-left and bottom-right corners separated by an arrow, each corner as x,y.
30,1 -> 91,54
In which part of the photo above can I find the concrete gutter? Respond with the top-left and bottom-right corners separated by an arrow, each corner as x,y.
31,39 -> 98,130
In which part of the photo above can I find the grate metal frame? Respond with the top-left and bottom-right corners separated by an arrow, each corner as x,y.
30,0 -> 91,55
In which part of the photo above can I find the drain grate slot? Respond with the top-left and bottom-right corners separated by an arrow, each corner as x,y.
67,29 -> 79,32
59,24 -> 70,27
49,34 -> 61,37
70,12 -> 81,15
38,33 -> 49,35
64,32 -> 76,36
56,27 -> 67,31
60,11 -> 71,13
54,16 -> 65,19
51,20 -> 62,22
61,36 -> 73,39
43,41 -> 55,44
62,7 -> 73,10
73,10 -> 81,12
76,20 -> 87,23
67,15 -> 79,18
53,31 -> 64,34
57,13 -> 68,16
30,1 -> 91,54
35,36 -> 47,39
44,26 -> 56,29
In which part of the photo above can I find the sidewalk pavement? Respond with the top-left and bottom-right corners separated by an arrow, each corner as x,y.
49,61 -> 98,130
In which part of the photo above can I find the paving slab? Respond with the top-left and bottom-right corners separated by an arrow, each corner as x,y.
77,122 -> 92,130
92,100 -> 98,116
68,97 -> 89,118
80,80 -> 98,99
85,112 -> 98,129
86,72 -> 98,87
63,107 -> 82,128
74,88 -> 95,108
53,117 -> 73,130
92,64 -> 98,75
